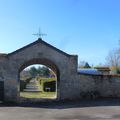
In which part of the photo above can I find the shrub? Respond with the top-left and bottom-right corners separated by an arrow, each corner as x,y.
43,81 -> 56,92
20,77 -> 32,91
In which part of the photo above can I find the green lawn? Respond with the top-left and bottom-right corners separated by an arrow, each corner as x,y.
20,92 -> 56,99
20,77 -> 57,99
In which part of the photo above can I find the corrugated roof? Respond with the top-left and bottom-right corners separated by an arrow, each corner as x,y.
78,68 -> 102,75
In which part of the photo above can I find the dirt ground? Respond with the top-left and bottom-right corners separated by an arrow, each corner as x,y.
0,99 -> 120,120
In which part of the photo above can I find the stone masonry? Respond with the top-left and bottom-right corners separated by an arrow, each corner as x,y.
0,38 -> 120,102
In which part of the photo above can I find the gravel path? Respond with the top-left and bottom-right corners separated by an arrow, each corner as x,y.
0,99 -> 120,120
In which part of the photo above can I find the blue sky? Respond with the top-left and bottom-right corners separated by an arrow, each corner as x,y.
0,0 -> 120,66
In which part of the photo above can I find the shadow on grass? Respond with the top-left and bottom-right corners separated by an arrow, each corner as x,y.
1,98 -> 120,109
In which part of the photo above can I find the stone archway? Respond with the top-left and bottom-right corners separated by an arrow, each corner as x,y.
18,58 -> 60,100
1,38 -> 78,102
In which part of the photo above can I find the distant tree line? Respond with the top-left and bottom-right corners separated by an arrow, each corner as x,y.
29,66 -> 50,77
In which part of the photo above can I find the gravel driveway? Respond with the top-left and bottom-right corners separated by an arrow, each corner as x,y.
0,99 -> 120,120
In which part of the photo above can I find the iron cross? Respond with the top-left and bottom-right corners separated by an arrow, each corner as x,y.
33,28 -> 47,39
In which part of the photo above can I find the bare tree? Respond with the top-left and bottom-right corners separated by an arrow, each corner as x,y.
106,48 -> 120,74
78,61 -> 86,68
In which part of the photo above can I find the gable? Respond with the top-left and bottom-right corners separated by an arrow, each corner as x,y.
7,38 -> 71,57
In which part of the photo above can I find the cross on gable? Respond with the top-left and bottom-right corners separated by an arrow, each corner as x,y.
33,28 -> 47,39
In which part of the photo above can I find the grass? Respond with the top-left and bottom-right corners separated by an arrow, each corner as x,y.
20,92 -> 56,99
20,77 -> 57,99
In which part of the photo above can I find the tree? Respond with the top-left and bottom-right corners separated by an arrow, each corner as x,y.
37,66 -> 42,76
78,61 -> 91,68
29,66 -> 50,77
84,62 -> 91,68
78,61 -> 86,68
29,67 -> 38,77
41,66 -> 50,77
106,48 -> 120,74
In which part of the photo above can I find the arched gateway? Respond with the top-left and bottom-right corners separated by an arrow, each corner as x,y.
0,38 -> 78,102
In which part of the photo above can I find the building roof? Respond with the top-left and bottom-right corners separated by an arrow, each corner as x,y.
7,38 -> 72,57
78,68 -> 102,75
94,67 -> 110,71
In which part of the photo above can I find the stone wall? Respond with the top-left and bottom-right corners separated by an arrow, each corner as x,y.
1,39 -> 120,102
76,73 -> 120,99
1,39 -> 78,102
